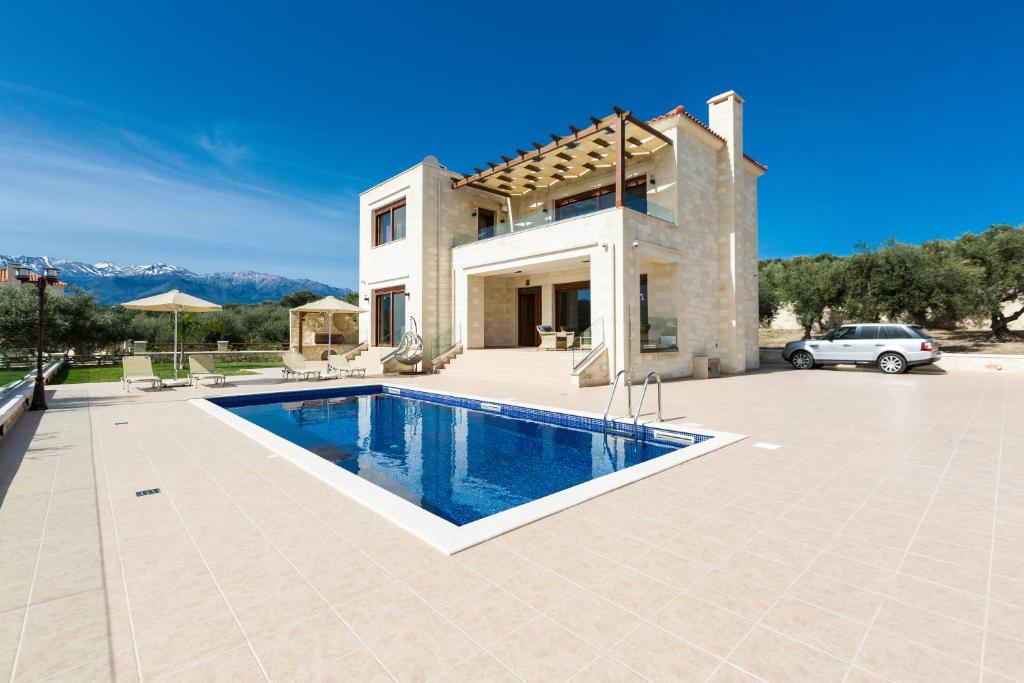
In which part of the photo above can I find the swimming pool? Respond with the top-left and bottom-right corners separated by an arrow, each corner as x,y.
196,385 -> 743,553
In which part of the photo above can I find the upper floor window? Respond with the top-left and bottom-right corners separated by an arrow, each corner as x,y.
553,178 -> 647,222
477,208 -> 496,240
374,199 -> 407,246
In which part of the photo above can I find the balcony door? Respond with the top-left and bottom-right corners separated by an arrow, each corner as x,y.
374,286 -> 406,347
555,281 -> 591,334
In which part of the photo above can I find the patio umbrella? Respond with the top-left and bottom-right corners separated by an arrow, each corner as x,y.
121,290 -> 222,379
289,296 -> 366,360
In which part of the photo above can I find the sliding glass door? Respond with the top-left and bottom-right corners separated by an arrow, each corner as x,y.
554,281 -> 591,334
374,287 -> 406,346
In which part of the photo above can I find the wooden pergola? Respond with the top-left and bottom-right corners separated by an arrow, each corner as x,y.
452,108 -> 672,207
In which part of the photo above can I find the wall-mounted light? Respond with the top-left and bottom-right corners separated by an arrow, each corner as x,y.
403,291 -> 411,298
631,239 -> 640,248
471,211 -> 477,217
363,295 -> 369,303
649,176 -> 656,185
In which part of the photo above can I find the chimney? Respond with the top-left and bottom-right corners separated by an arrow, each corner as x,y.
707,91 -> 744,178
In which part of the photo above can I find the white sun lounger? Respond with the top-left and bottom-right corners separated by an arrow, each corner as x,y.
121,356 -> 163,392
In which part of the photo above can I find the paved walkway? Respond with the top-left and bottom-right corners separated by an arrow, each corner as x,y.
0,367 -> 1022,681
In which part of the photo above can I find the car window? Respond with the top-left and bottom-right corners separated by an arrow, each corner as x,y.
884,325 -> 912,339
855,325 -> 881,340
831,326 -> 856,340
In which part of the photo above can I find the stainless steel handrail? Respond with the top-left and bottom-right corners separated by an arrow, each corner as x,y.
632,371 -> 662,432
603,369 -> 632,428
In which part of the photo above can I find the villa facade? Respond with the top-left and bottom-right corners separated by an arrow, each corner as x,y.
357,91 -> 765,385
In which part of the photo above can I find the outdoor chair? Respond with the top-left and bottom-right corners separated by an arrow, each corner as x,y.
121,356 -> 162,392
282,351 -> 321,381
561,329 -> 576,349
327,354 -> 367,379
188,354 -> 226,387
536,325 -> 558,351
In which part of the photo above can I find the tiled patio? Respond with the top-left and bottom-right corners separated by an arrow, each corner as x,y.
1,365 -> 1022,682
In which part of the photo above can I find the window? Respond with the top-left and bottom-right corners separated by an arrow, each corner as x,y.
374,199 -> 406,246
855,325 -> 882,340
639,273 -> 677,352
830,326 -> 856,340
882,325 -> 913,339
554,281 -> 591,334
477,208 -> 496,240
553,178 -> 647,221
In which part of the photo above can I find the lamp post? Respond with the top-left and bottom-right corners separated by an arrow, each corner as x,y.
15,265 -> 62,411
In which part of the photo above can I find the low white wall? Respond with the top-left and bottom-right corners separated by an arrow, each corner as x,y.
0,358 -> 65,441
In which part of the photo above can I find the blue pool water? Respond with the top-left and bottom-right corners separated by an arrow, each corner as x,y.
213,387 -> 686,526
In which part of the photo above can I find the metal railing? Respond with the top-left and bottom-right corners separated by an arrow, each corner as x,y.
632,371 -> 663,431
603,369 -> 632,430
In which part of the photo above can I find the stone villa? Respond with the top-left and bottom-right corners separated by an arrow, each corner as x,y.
356,91 -> 765,385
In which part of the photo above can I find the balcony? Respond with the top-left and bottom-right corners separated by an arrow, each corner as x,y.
452,200 -> 674,248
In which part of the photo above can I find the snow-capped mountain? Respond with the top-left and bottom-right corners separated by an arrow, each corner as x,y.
1,255 -> 352,305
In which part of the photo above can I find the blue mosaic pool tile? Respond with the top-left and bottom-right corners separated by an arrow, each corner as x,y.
208,384 -> 708,448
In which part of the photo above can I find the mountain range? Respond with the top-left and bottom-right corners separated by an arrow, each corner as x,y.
0,255 -> 352,305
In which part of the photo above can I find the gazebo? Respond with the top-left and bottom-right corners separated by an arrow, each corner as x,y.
289,296 -> 366,360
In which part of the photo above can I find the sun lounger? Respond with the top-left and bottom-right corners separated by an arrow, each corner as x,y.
188,355 -> 226,386
327,354 -> 367,379
282,351 -> 321,381
121,356 -> 162,392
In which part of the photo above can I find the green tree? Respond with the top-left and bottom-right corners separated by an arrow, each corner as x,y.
278,290 -> 321,308
956,224 -> 1024,335
757,260 -> 786,325
780,255 -> 845,338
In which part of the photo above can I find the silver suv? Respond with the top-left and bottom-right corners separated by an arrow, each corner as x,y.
782,323 -> 941,374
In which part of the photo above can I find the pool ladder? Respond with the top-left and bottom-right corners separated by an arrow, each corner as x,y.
603,370 -> 662,439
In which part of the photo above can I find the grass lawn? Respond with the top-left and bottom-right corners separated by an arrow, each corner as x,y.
0,368 -> 30,386
53,360 -> 284,385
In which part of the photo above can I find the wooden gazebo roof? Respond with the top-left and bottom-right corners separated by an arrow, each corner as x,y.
453,108 -> 672,197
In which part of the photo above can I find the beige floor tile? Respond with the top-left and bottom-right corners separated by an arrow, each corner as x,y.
983,631 -> 1024,680
687,569 -> 782,621
623,547 -> 710,590
786,571 -> 882,625
547,589 -> 642,647
250,608 -> 359,681
232,583 -> 328,639
136,614 -> 244,679
454,541 -> 532,582
436,652 -> 521,683
439,585 -> 538,646
990,574 -> 1024,609
649,592 -> 755,657
589,567 -> 678,619
0,607 -> 25,682
368,612 -> 479,682
706,663 -> 765,682
489,615 -> 600,683
152,643 -> 263,681
349,526 -> 440,579
569,655 -> 646,682
728,625 -> 848,682
335,582 -> 432,643
610,622 -> 720,682
494,563 -> 581,610
292,648 -> 392,682
855,626 -> 979,683
762,596 -> 869,662
536,545 -> 615,588
402,560 -> 489,609
873,598 -> 983,664
986,599 -> 1024,639
900,553 -> 990,596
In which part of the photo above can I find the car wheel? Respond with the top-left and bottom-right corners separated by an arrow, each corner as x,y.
790,350 -> 814,370
878,352 -> 906,374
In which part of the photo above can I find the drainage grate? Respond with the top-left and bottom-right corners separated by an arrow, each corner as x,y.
114,421 -> 128,426
135,488 -> 161,497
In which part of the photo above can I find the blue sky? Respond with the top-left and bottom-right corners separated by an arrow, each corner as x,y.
2,1 -> 1022,288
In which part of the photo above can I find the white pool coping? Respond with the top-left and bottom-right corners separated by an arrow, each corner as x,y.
190,385 -> 746,555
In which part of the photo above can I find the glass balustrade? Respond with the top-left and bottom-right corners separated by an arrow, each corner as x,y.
572,317 -> 604,370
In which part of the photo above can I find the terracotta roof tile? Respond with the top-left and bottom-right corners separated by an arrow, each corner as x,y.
647,105 -> 766,172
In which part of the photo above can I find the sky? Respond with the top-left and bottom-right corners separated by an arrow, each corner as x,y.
1,1 -> 1022,288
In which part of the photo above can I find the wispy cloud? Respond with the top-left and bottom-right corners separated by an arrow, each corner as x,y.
0,84 -> 359,286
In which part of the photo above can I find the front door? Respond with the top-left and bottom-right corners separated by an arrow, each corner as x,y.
374,286 -> 406,346
814,325 -> 857,361
517,287 -> 541,346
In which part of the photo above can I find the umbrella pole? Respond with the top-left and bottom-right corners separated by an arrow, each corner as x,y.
327,312 -> 333,366
173,308 -> 179,380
